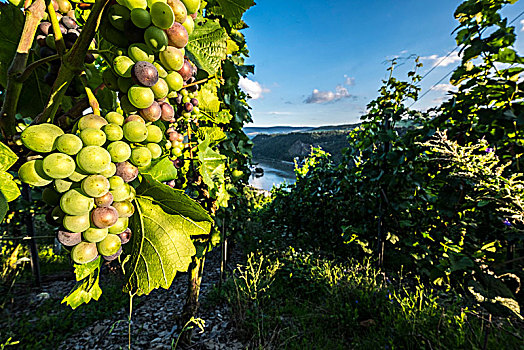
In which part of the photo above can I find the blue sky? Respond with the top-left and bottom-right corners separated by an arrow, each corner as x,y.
239,0 -> 524,127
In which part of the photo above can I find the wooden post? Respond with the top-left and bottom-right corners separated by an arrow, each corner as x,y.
179,255 -> 206,345
22,184 -> 40,287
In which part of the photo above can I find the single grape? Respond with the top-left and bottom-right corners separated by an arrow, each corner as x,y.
108,217 -> 129,234
78,114 -> 108,130
21,123 -> 64,153
123,120 -> 148,142
111,182 -> 133,201
177,59 -> 193,81
42,153 -> 76,179
113,56 -> 135,78
150,78 -> 169,99
61,16 -> 77,30
166,0 -> 187,24
68,167 -> 88,182
128,85 -> 155,109
165,71 -> 183,91
153,62 -> 168,78
82,175 -> 110,198
76,146 -> 112,174
107,141 -> 132,163
182,13 -> 194,35
146,124 -> 163,143
165,22 -> 188,49
130,8 -> 152,28
115,162 -> 139,183
105,112 -> 125,125
130,147 -> 152,167
131,61 -> 159,87
57,230 -> 82,247
160,102 -> 175,121
100,162 -> 117,178
147,143 -> 163,158
139,101 -> 162,122
124,114 -> 146,124
119,228 -> 132,244
83,227 -> 109,243
80,128 -> 107,146
60,188 -> 94,216
97,234 -> 122,256
128,43 -> 154,63
108,4 -> 130,31
159,46 -> 184,71
71,242 -> 99,264
91,206 -> 119,229
63,213 -> 91,233
42,187 -> 61,206
120,94 -> 139,115
103,123 -> 124,141
95,191 -> 114,207
150,1 -> 175,29
109,175 -> 125,190
113,200 -> 135,218
54,178 -> 74,193
144,26 -> 168,52
180,0 -> 200,14
103,246 -> 123,261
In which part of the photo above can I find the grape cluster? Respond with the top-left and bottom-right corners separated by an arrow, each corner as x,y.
35,1 -> 96,96
18,112 -> 164,264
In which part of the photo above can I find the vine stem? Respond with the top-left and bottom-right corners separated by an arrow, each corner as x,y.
182,77 -> 210,89
0,0 -> 47,139
33,0 -> 111,125
19,54 -> 60,82
128,292 -> 136,350
80,74 -> 100,115
46,0 -> 66,56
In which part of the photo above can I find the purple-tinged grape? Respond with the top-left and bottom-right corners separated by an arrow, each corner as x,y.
190,98 -> 198,107
177,60 -> 193,81
165,22 -> 188,49
160,102 -> 174,121
91,206 -> 119,229
115,161 -> 139,183
184,102 -> 193,112
57,230 -> 82,247
119,228 -> 132,244
61,16 -> 77,30
64,29 -> 80,43
38,22 -> 52,35
131,61 -> 159,87
95,192 -> 114,207
103,246 -> 122,261
139,101 -> 162,122
166,180 -> 176,187
172,158 -> 184,169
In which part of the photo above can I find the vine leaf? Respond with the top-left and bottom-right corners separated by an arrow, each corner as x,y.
0,3 -> 24,87
186,19 -> 228,76
123,175 -> 213,296
198,137 -> 226,190
199,78 -> 221,113
209,0 -> 255,25
197,126 -> 227,146
0,141 -> 17,172
62,257 -> 102,309
0,141 -> 19,220
140,157 -> 178,183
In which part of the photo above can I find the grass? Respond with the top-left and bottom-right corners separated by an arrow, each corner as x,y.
208,248 -> 524,349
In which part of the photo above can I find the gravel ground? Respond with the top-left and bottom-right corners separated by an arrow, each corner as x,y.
5,248 -> 247,350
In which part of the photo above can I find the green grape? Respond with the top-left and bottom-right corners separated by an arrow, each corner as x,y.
167,0 -> 187,23
159,46 -> 184,71
146,143 -> 163,158
100,163 -> 117,178
78,114 -> 108,130
111,182 -> 133,201
128,85 -> 155,109
60,188 -> 94,216
97,234 -> 122,256
54,178 -> 74,193
80,128 -> 107,147
108,217 -> 129,234
180,0 -> 199,14
145,124 -> 163,143
125,0 -> 147,10
107,141 -> 132,163
76,146 -> 112,174
55,134 -> 83,155
144,26 -> 168,52
128,43 -> 154,62
150,78 -> 169,99
153,62 -> 168,78
42,187 -> 61,206
105,112 -> 125,126
83,227 -> 109,243
21,123 -> 64,153
130,8 -> 151,29
113,56 -> 135,78
109,175 -> 125,190
103,123 -> 124,141
63,213 -> 91,233
108,4 -> 130,31
130,147 -> 152,167
182,12 -> 194,34
113,200 -> 135,218
71,242 -> 98,264
81,175 -> 110,198
123,121 -> 148,142
68,167 -> 88,182
150,2 -> 175,29
42,153 -> 76,179
165,71 -> 184,92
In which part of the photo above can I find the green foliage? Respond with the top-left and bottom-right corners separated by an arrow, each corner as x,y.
186,19 -> 228,76
62,258 -> 103,309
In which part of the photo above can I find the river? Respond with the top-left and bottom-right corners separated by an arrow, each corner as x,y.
249,159 -> 296,191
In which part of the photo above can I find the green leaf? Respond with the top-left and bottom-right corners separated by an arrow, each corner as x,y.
209,0 -> 255,25
140,157 -> 178,182
136,174 -> 213,224
199,78 -> 221,113
123,196 -> 199,296
73,257 -> 102,281
197,138 -> 226,190
0,4 -> 24,87
0,172 -> 19,202
0,191 -> 8,222
0,141 -> 17,172
62,258 -> 102,309
197,126 -> 227,146
186,20 -> 228,76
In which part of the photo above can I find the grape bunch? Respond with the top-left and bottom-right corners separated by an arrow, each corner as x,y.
35,1 -> 96,96
17,112 -> 164,264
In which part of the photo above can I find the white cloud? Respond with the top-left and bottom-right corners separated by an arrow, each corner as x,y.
304,85 -> 354,104
422,51 -> 462,67
239,77 -> 270,99
267,111 -> 293,115
520,19 -> 524,31
344,75 -> 355,86
432,83 -> 458,92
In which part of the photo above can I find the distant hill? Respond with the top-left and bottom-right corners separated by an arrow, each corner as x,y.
244,123 -> 360,139
252,127 -> 360,163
